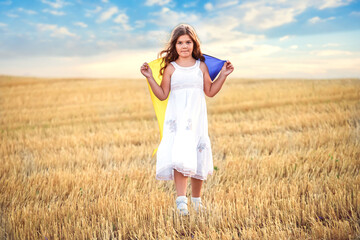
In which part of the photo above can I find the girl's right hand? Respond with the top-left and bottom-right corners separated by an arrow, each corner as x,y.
140,62 -> 153,79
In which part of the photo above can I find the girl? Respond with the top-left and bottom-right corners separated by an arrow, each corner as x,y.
140,23 -> 234,216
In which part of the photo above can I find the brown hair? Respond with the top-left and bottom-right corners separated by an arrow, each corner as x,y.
158,23 -> 205,77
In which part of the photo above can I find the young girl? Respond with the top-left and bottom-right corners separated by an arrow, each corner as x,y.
140,24 -> 234,216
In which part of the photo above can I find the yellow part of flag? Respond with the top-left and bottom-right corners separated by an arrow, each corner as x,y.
146,58 -> 169,158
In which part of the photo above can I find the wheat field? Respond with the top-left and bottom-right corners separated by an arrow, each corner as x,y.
0,75 -> 359,239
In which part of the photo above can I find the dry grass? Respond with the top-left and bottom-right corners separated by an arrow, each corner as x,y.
0,75 -> 359,240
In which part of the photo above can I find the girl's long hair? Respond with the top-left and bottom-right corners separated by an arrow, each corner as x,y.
158,23 -> 205,77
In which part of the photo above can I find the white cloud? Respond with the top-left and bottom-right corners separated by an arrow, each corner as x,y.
279,35 -> 290,41
204,3 -> 214,11
117,0 -> 352,37
37,23 -> 77,38
36,23 -> 56,31
74,22 -> 88,28
325,16 -> 336,21
102,0 -> 109,2
42,9 -> 66,16
350,11 -> 360,16
113,13 -> 132,30
318,0 -> 353,9
218,1 -> 239,8
201,0 -> 352,31
235,44 -> 282,58
41,0 -> 70,9
134,20 -> 145,28
113,13 -> 128,24
308,16 -> 335,24
141,30 -> 169,46
150,7 -> 199,28
268,0 -> 354,11
0,22 -> 8,27
237,2 -> 302,30
85,6 -> 102,17
97,6 -> 118,22
17,8 -> 37,15
145,0 -> 171,6
189,16 -> 271,59
2,0 -> 358,79
308,16 -> 321,24
89,32 -> 96,39
6,13 -> 18,18
196,17 -> 264,44
205,0 -> 239,9
96,40 -> 118,50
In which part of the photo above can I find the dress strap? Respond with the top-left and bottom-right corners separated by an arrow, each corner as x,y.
170,61 -> 177,69
195,59 -> 200,68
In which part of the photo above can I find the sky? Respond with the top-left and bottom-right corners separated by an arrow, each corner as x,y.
0,0 -> 360,79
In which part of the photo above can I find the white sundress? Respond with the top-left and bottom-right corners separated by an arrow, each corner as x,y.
156,59 -> 214,181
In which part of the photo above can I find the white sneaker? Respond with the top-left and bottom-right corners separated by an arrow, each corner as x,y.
191,197 -> 206,214
175,196 -> 189,216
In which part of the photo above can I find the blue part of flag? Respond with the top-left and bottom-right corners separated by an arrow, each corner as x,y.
203,54 -> 226,81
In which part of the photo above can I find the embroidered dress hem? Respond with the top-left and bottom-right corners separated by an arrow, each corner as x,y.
156,164 -> 214,181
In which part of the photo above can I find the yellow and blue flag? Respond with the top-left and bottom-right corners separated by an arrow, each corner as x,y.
146,54 -> 226,157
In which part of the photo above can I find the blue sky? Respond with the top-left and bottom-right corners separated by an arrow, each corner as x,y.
0,0 -> 359,78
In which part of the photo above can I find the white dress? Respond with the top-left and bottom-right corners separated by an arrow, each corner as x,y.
156,59 -> 213,181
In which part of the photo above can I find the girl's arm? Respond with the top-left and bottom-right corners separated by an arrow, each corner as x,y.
202,61 -> 234,97
141,62 -> 173,101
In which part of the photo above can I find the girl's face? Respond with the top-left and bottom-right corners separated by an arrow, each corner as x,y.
175,34 -> 194,58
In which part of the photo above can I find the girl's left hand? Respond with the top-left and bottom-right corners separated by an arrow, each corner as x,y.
221,60 -> 234,77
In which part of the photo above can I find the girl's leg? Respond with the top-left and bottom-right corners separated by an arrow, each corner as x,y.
190,177 -> 203,197
173,169 -> 188,196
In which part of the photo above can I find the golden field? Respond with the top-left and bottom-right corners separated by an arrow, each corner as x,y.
0,75 -> 359,240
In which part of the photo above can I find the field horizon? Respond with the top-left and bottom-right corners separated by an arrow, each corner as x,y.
1,74 -> 359,81
1,75 -> 359,239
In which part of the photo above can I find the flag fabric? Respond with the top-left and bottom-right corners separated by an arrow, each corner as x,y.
203,54 -> 227,81
146,54 -> 226,157
147,57 -> 168,157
